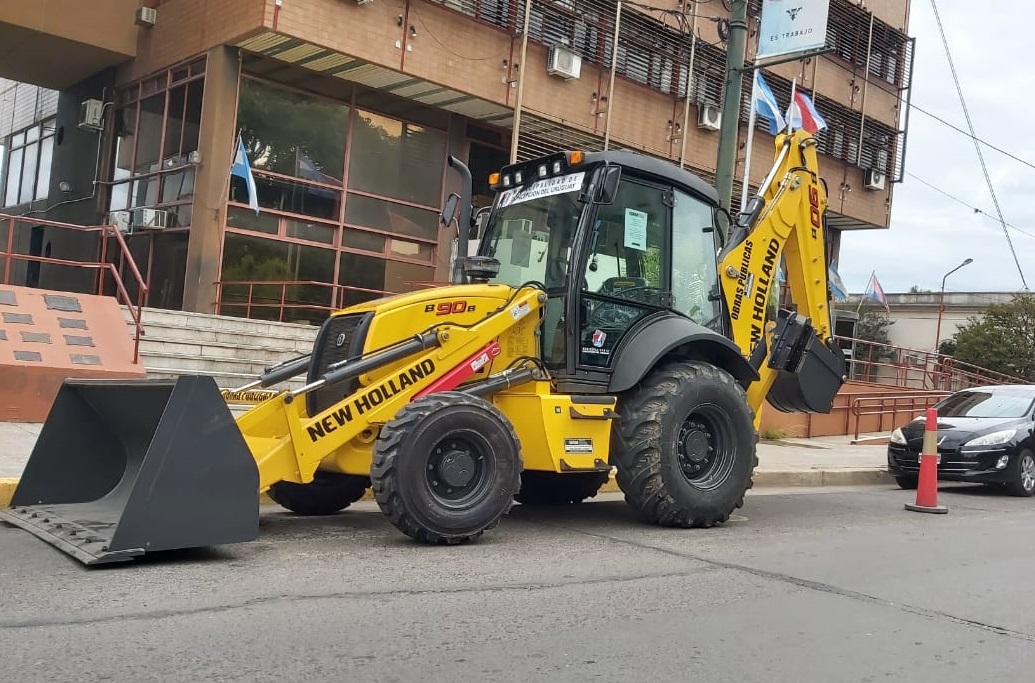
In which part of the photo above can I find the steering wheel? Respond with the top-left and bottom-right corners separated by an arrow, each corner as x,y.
587,285 -> 663,329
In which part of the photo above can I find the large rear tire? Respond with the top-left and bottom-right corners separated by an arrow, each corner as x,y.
515,471 -> 610,505
370,391 -> 522,544
267,470 -> 370,516
612,360 -> 757,528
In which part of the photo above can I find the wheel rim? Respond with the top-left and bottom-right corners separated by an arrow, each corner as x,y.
425,433 -> 496,509
676,404 -> 736,491
1022,454 -> 1035,493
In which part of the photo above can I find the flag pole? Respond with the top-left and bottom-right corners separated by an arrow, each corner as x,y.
787,77 -> 797,133
739,68 -> 760,213
857,269 -> 874,313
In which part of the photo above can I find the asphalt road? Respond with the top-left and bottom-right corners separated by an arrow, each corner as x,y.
2,484 -> 1034,682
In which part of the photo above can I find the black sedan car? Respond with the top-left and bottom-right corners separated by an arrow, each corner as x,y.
887,384 -> 1035,497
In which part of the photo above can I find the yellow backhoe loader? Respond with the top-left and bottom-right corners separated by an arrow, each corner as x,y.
0,129 -> 846,565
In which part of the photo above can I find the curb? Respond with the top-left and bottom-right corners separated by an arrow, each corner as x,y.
3,470 -> 891,510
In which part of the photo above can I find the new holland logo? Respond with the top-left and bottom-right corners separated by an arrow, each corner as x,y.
335,333 -> 347,347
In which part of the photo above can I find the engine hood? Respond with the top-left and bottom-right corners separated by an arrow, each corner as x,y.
899,415 -> 1030,449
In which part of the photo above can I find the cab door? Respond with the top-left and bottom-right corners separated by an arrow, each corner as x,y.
575,177 -> 672,369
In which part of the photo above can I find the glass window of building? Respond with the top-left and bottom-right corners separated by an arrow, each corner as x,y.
3,118 -> 56,208
223,77 -> 446,321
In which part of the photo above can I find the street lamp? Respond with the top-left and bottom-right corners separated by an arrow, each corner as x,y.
934,257 -> 974,352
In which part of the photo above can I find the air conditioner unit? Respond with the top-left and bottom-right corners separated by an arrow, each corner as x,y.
547,46 -> 582,80
864,168 -> 886,191
109,210 -> 131,233
697,103 -> 722,131
133,208 -> 172,229
135,6 -> 157,27
78,99 -> 105,131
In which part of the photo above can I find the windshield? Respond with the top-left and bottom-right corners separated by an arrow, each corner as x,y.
936,388 -> 1035,418
480,171 -> 586,289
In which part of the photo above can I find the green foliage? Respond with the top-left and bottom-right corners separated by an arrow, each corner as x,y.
951,293 -> 1035,381
908,285 -> 932,294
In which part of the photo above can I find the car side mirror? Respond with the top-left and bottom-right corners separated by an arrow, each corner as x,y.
593,166 -> 622,205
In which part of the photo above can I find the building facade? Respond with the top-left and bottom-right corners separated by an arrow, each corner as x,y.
0,0 -> 914,324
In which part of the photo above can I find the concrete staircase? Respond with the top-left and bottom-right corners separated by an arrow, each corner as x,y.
122,307 -> 320,390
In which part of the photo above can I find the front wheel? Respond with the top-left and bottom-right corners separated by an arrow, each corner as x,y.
370,391 -> 522,544
1006,449 -> 1035,497
895,475 -> 919,490
612,360 -> 757,528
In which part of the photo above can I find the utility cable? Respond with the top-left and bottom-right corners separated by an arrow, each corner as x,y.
928,0 -> 1027,290
905,172 -> 1035,242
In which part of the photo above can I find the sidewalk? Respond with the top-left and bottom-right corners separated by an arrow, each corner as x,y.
0,422 -> 891,505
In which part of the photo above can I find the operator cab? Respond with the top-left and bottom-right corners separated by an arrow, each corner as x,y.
475,150 -> 726,386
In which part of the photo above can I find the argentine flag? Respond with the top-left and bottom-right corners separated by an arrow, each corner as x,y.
752,71 -> 786,135
231,135 -> 260,215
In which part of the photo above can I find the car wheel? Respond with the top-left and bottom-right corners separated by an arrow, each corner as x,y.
895,475 -> 918,490
1006,449 -> 1035,498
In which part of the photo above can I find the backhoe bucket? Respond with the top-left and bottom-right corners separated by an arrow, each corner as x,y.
0,376 -> 259,565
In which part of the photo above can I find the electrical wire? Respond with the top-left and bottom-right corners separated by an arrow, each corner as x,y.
814,49 -> 1035,176
928,0 -> 1027,290
905,172 -> 1035,242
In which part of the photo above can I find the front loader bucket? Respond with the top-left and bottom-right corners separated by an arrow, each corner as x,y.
0,376 -> 259,565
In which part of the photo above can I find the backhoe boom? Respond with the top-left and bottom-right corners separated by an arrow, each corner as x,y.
719,129 -> 845,425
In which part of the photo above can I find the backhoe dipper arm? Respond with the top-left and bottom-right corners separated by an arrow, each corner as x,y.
718,129 -> 845,424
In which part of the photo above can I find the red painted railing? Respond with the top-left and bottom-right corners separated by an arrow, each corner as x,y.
0,213 -> 148,363
833,335 -> 1024,391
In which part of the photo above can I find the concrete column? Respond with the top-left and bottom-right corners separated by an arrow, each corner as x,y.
181,45 -> 240,313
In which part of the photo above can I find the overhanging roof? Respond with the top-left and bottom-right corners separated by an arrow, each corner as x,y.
235,31 -> 514,127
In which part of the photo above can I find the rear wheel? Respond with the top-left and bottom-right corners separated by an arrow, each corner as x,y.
612,360 -> 757,528
370,392 -> 522,544
515,471 -> 610,505
267,470 -> 370,516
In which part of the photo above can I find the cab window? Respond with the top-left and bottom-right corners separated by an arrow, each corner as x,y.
671,189 -> 721,328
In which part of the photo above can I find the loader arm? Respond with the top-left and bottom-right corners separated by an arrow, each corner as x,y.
719,129 -> 846,426
234,285 -> 547,492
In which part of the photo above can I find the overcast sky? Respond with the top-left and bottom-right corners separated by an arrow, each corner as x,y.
834,0 -> 1035,295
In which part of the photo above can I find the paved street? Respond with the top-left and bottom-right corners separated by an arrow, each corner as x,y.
2,484 -> 1034,682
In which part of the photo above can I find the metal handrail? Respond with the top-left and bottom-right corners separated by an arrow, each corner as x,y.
0,214 -> 148,363
849,392 -> 950,441
832,334 -> 1025,390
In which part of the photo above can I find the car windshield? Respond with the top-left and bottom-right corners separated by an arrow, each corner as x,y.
480,171 -> 587,290
936,388 -> 1035,418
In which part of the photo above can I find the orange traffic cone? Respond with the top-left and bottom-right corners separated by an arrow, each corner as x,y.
905,407 -> 948,514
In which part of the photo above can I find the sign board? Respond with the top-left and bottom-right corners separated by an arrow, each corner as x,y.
755,0 -> 830,64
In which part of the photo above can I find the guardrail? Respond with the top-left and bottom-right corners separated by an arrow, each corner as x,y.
1,213 -> 147,363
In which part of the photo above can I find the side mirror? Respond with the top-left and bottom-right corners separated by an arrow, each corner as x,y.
594,166 -> 622,205
440,192 -> 461,228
